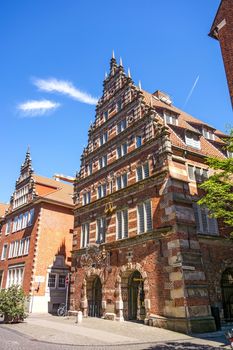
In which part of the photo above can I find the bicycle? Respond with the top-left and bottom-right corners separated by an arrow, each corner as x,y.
57,303 -> 67,317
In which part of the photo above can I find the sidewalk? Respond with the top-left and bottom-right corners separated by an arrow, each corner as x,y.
0,313 -> 229,348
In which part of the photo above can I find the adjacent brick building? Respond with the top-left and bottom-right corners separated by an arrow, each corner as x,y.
209,0 -> 233,107
70,56 -> 233,333
0,150 -> 74,313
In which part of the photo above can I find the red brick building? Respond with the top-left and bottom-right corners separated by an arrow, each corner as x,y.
209,0 -> 233,107
0,150 -> 74,313
70,56 -> 233,333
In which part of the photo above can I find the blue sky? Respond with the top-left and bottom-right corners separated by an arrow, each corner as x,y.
0,0 -> 232,203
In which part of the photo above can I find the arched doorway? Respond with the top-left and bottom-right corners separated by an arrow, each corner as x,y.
221,268 -> 233,321
87,276 -> 102,317
128,271 -> 145,321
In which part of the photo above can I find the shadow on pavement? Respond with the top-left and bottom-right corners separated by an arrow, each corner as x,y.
143,342 -> 226,349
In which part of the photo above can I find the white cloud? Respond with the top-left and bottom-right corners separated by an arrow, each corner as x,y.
17,99 -> 60,117
33,78 -> 98,105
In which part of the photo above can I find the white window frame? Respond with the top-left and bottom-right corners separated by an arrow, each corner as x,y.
13,240 -> 19,257
1,244 -> 8,260
99,154 -> 107,169
81,223 -> 89,248
28,208 -> 35,226
96,217 -> 106,244
193,204 -> 219,236
5,220 -> 11,235
8,242 -> 14,258
82,191 -> 91,205
12,216 -> 18,233
136,162 -> 149,181
6,265 -> 24,288
116,209 -> 128,240
137,200 -> 152,234
185,132 -> 200,149
116,173 -> 128,190
23,237 -> 30,255
187,164 -> 208,182
117,143 -> 127,159
97,184 -> 107,199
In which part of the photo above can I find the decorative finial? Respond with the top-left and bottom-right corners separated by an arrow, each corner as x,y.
138,80 -> 142,91
119,57 -> 123,66
112,50 -> 115,59
128,68 -> 131,78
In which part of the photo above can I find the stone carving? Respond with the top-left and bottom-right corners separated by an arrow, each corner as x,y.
80,244 -> 110,270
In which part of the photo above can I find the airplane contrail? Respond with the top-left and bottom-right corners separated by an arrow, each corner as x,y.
183,75 -> 200,108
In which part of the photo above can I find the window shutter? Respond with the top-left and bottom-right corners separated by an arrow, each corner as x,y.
144,162 -> 149,178
200,207 -> 208,233
137,166 -> 143,181
208,215 -> 219,235
145,201 -> 152,231
117,212 -> 122,239
188,165 -> 195,180
123,210 -> 128,238
193,204 -> 201,232
117,176 -> 121,190
117,146 -> 121,158
138,204 -> 144,234
122,173 -> 127,188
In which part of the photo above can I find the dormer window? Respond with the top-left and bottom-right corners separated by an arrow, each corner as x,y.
13,185 -> 29,209
164,111 -> 178,126
202,128 -> 215,140
185,131 -> 200,149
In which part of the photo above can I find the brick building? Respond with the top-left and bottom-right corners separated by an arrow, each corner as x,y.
70,56 -> 233,333
209,0 -> 233,107
0,150 -> 74,313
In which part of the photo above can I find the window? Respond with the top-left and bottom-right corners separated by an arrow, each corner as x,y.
116,99 -> 122,112
82,191 -> 91,205
116,173 -> 128,190
12,217 -> 18,233
28,208 -> 35,226
17,214 -> 23,231
1,244 -> 8,260
7,266 -> 24,287
187,165 -> 208,182
5,220 -> 11,235
87,162 -> 93,176
116,209 -> 128,239
22,212 -> 28,229
137,201 -> 152,234
13,241 -> 19,258
48,273 -> 56,288
164,111 -> 178,125
202,128 -> 215,140
8,242 -> 14,258
136,135 -> 142,148
185,132 -> 200,149
193,204 -> 218,235
100,131 -> 108,146
13,185 -> 29,209
81,223 -> 89,248
58,275 -> 66,288
99,154 -> 107,169
117,143 -> 127,158
98,184 -> 107,199
23,237 -> 30,255
227,150 -> 233,159
18,239 -> 24,256
136,162 -> 149,181
117,118 -> 127,134
103,111 -> 108,122
96,217 -> 106,243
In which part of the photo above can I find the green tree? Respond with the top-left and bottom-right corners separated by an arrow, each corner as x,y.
0,285 -> 28,323
198,130 -> 233,232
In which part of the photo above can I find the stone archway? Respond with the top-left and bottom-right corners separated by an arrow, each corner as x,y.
81,268 -> 106,318
115,262 -> 150,322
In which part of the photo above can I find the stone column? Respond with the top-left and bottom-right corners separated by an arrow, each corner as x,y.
81,279 -> 88,317
115,276 -> 124,321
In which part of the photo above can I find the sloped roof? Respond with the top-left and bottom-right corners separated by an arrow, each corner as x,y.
142,90 -> 227,159
33,174 -> 74,206
0,203 -> 8,218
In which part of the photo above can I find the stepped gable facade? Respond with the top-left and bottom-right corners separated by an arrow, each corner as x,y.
209,0 -> 233,107
0,150 -> 74,313
70,56 -> 233,333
